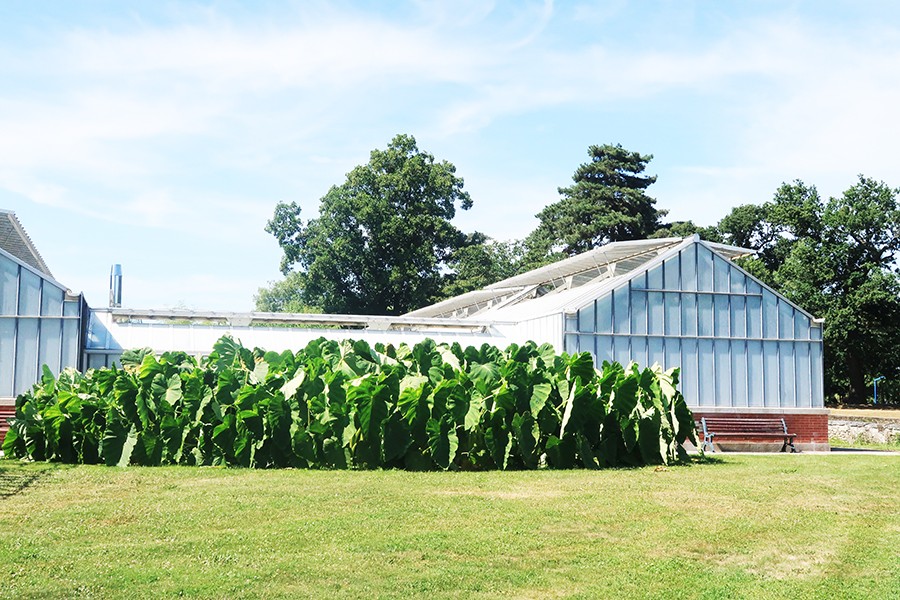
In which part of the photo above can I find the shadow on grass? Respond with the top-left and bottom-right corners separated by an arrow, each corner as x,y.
0,462 -> 65,500
689,453 -> 727,466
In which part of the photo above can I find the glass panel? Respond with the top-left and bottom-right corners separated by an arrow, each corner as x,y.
680,338 -> 699,405
612,288 -> 630,334
647,263 -> 663,289
0,318 -> 15,396
713,256 -> 730,293
565,315 -> 577,333
632,336 -> 649,368
648,336 -> 664,368
595,336 -> 614,365
714,340 -> 731,406
0,255 -> 18,315
681,293 -> 697,337
730,296 -> 746,338
648,291 -> 664,335
579,335 -> 595,356
731,340 -> 747,407
713,295 -> 729,337
631,290 -> 647,335
14,318 -> 39,396
87,354 -> 107,370
747,340 -> 764,407
664,337 -> 681,371
810,342 -> 824,408
578,301 -> 595,333
680,244 -> 697,292
63,300 -> 80,317
779,341 -> 796,407
794,311 -> 809,340
810,325 -> 822,341
18,269 -> 41,316
630,272 -> 647,290
663,257 -> 680,289
697,247 -> 713,291
698,294 -> 713,336
40,284 -> 64,316
38,318 -> 62,374
746,279 -> 762,295
564,334 -> 578,354
795,342 -> 810,408
61,319 -> 79,369
778,302 -> 794,340
595,294 -> 612,334
763,291 -> 778,339
747,295 -> 762,338
613,336 -> 631,366
698,339 -> 714,407
664,293 -> 680,336
763,341 -> 780,408
730,270 -> 746,294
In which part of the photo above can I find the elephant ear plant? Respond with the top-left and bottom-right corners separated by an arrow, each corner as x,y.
3,336 -> 698,470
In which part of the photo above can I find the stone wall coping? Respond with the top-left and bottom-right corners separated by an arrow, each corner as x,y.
688,406 -> 829,416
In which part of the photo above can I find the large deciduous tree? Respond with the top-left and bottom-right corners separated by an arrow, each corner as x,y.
712,176 -> 900,404
264,134 -> 473,315
525,143 -> 665,265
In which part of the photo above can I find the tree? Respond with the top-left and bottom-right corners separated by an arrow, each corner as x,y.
525,143 -> 665,264
254,272 -> 320,313
265,134 -> 473,315
442,237 -> 526,298
713,176 -> 900,404
650,220 -> 723,242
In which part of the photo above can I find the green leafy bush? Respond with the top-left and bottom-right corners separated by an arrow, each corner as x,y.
2,337 -> 697,469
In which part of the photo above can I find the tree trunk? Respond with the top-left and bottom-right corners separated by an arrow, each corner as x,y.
845,353 -> 868,404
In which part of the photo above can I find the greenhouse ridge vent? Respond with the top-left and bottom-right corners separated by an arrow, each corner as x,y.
0,212 -> 828,450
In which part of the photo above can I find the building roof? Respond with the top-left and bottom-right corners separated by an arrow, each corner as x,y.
407,236 -> 756,320
0,209 -> 53,278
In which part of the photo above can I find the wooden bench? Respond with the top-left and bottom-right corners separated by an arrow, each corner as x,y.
699,416 -> 798,453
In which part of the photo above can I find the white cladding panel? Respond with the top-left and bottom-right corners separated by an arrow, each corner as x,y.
85,310 -> 517,366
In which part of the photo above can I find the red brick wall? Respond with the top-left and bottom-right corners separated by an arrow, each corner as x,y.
0,406 -> 14,445
692,411 -> 829,445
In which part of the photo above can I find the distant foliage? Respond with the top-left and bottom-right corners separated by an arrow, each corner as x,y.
3,337 -> 697,469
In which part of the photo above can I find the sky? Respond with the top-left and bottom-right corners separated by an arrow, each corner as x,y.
2,0 -> 900,311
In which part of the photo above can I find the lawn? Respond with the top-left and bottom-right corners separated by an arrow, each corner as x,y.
0,456 -> 898,599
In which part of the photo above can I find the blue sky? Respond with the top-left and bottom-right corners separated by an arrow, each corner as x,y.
2,1 -> 899,311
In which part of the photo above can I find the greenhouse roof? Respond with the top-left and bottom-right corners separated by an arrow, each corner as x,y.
0,209 -> 53,277
407,236 -> 755,320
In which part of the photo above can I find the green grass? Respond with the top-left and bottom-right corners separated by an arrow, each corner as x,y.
829,436 -> 900,452
1,456 -> 898,599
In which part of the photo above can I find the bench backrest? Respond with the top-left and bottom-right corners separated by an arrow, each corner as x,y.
700,417 -> 789,435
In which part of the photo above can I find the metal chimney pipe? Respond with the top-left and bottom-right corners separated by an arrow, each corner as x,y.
109,264 -> 123,308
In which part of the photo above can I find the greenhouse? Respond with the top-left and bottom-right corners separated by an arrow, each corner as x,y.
0,211 -> 828,449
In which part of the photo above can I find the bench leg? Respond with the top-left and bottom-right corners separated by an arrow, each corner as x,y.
781,438 -> 799,453
703,436 -> 715,453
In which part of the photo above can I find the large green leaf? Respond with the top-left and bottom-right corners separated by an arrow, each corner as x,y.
426,416 -> 458,470
529,382 -> 552,418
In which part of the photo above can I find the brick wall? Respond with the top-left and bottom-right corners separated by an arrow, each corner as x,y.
0,405 -> 14,446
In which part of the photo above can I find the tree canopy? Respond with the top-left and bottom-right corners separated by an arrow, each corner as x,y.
264,134 -> 473,315
525,143 -> 665,265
